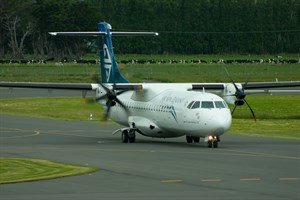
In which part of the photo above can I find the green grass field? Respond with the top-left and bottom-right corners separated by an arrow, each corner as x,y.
1,63 -> 299,83
0,59 -> 299,140
1,95 -> 299,139
0,59 -> 299,184
1,57 -> 299,83
0,157 -> 97,184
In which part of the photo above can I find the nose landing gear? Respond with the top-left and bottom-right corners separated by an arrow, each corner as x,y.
206,135 -> 219,148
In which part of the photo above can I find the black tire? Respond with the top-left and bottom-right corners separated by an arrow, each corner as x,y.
122,131 -> 129,143
128,131 -> 136,143
186,136 -> 193,143
193,137 -> 200,143
208,141 -> 213,148
213,141 -> 218,148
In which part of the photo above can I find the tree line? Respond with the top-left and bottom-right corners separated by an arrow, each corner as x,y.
0,0 -> 299,60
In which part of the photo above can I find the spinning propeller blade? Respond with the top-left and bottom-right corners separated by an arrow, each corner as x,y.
224,68 -> 256,121
95,83 -> 130,121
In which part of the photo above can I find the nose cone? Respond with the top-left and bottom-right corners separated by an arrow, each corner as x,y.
211,110 -> 232,135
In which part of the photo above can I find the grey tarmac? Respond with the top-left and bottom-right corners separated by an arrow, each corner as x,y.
0,88 -> 299,199
0,115 -> 299,200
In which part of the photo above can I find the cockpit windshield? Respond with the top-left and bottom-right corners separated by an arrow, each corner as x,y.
201,101 -> 214,108
191,101 -> 200,109
187,100 -> 228,109
187,101 -> 194,109
214,101 -> 226,108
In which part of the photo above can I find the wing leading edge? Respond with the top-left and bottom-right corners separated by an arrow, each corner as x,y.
0,82 -> 94,90
0,82 -> 144,91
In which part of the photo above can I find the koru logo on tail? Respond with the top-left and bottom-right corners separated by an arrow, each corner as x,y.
103,44 -> 112,82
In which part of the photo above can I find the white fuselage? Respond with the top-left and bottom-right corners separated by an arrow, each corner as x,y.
97,83 -> 232,139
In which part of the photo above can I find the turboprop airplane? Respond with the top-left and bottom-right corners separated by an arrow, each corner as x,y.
1,22 -> 300,148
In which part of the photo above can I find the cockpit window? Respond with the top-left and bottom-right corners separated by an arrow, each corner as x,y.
201,101 -> 214,109
191,101 -> 200,109
214,101 -> 225,108
223,101 -> 228,108
187,101 -> 194,109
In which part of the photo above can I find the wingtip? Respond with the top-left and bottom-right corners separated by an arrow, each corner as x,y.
48,32 -> 57,36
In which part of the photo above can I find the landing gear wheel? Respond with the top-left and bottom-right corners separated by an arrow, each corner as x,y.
186,136 -> 193,143
208,141 -> 213,148
122,130 -> 129,143
213,141 -> 218,148
128,130 -> 136,143
193,137 -> 200,143
186,136 -> 200,143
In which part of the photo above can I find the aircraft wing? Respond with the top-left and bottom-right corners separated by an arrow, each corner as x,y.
1,81 -> 299,96
0,82 -> 96,90
0,82 -> 143,91
242,81 -> 300,89
243,81 -> 300,94
192,81 -> 300,95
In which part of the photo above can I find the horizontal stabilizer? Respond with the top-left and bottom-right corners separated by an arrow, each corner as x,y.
49,32 -> 106,36
49,32 -> 158,37
111,32 -> 158,36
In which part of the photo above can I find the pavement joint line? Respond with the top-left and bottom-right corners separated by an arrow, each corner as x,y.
201,179 -> 222,182
160,179 -> 183,183
279,178 -> 299,181
159,178 -> 300,183
0,129 -> 40,139
222,149 -> 300,160
240,178 -> 261,181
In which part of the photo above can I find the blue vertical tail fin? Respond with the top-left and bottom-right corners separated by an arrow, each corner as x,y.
98,22 -> 129,84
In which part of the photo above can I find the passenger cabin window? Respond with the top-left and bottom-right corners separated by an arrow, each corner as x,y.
214,101 -> 225,108
201,101 -> 214,109
191,101 -> 200,109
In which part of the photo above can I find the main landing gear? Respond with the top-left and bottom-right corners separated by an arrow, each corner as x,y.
122,130 -> 136,143
186,136 -> 200,143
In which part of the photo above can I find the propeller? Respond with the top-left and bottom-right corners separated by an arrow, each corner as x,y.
95,82 -> 130,121
224,68 -> 256,121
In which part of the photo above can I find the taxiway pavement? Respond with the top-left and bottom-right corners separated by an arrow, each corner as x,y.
0,88 -> 299,200
1,115 -> 299,200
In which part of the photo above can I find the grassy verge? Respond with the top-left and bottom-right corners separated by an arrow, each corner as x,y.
229,119 -> 300,140
0,157 -> 97,184
1,62 -> 299,83
0,96 -> 299,139
0,97 -> 104,121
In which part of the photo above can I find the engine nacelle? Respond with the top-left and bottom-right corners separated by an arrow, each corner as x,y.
95,84 -> 111,102
223,83 -> 243,105
235,99 -> 245,106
